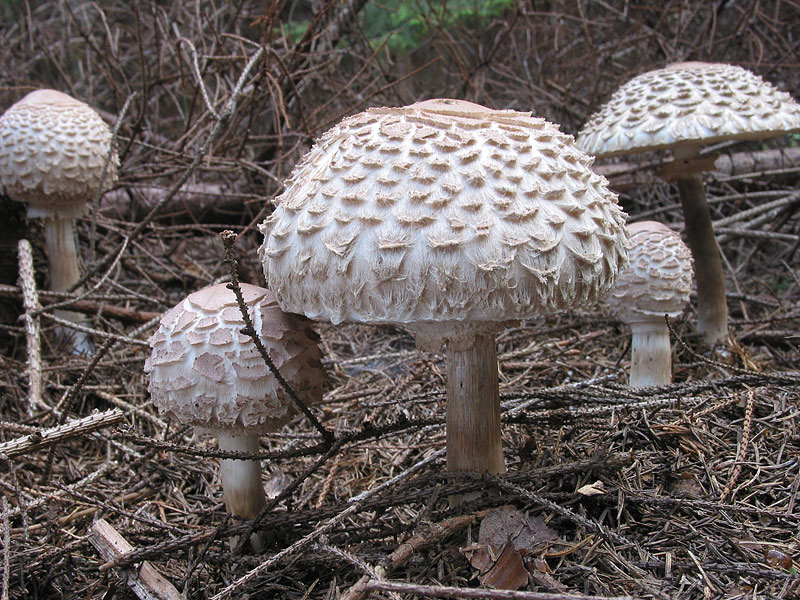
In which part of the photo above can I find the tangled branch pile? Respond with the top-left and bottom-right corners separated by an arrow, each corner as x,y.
0,2 -> 798,599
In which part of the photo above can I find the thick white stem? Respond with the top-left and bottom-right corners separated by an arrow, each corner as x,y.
629,321 -> 673,388
217,432 -> 267,519
44,216 -> 94,354
445,333 -> 506,475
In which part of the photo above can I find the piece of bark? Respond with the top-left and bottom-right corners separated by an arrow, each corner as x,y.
89,519 -> 184,600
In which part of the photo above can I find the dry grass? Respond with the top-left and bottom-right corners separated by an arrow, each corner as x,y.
0,1 -> 799,599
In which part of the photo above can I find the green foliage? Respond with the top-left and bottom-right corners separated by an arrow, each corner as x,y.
279,0 -> 515,55
363,0 -> 515,54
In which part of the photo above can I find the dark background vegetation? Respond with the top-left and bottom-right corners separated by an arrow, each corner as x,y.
0,1 -> 798,599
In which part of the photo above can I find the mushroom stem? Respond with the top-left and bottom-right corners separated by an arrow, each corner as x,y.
43,216 -> 81,293
675,173 -> 728,344
672,146 -> 728,345
44,216 -> 94,354
217,432 -> 268,520
629,321 -> 673,388
445,333 -> 505,475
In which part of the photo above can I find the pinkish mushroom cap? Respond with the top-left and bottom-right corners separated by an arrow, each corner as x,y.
145,283 -> 324,434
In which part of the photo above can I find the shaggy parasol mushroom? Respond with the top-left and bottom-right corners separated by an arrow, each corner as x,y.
576,62 -> 800,345
0,89 -> 120,353
259,99 -> 629,477
604,221 -> 693,388
144,283 -> 323,547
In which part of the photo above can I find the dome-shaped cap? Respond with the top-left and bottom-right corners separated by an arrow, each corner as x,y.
259,99 -> 629,336
604,221 -> 693,324
576,62 -> 800,159
144,283 -> 324,433
0,89 -> 120,219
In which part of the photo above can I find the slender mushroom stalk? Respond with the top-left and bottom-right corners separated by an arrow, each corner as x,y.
577,62 -> 800,345
0,89 -> 119,354
145,283 -> 324,551
670,145 -> 728,344
260,99 -> 630,489
603,221 -> 693,388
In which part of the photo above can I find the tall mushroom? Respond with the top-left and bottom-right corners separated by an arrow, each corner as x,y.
576,62 -> 800,345
259,99 -> 629,477
603,221 -> 693,388
144,283 -> 324,548
0,89 -> 120,353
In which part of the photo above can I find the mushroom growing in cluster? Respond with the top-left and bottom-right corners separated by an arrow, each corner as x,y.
576,62 -> 800,345
259,99 -> 629,479
603,221 -> 693,388
0,89 -> 120,353
144,283 -> 324,549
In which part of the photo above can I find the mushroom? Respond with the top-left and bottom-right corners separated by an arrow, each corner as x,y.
603,221 -> 693,388
0,89 -> 120,353
259,99 -> 629,478
576,62 -> 800,345
144,283 -> 324,548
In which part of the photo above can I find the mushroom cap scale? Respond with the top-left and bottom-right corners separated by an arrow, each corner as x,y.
144,283 -> 324,434
576,62 -> 800,158
604,221 -> 693,325
0,89 -> 119,219
260,99 -> 629,333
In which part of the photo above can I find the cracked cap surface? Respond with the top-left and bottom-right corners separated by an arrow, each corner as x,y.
604,221 -> 694,325
259,99 -> 629,348
0,89 -> 120,219
144,283 -> 324,433
576,62 -> 800,159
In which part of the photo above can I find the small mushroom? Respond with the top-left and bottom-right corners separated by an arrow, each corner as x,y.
144,283 -> 324,549
0,89 -> 120,353
576,62 -> 800,345
259,99 -> 629,479
603,221 -> 693,388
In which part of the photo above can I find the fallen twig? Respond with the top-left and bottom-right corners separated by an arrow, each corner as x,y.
89,518 -> 184,600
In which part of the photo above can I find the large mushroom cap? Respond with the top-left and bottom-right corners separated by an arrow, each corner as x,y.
259,99 -> 629,346
604,221 -> 694,324
144,283 -> 324,434
576,62 -> 800,158
0,89 -> 120,219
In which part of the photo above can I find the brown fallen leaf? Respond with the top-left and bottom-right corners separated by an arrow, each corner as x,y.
460,506 -> 559,591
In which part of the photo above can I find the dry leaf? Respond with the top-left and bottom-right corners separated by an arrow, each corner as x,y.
478,543 -> 529,590
576,480 -> 606,496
